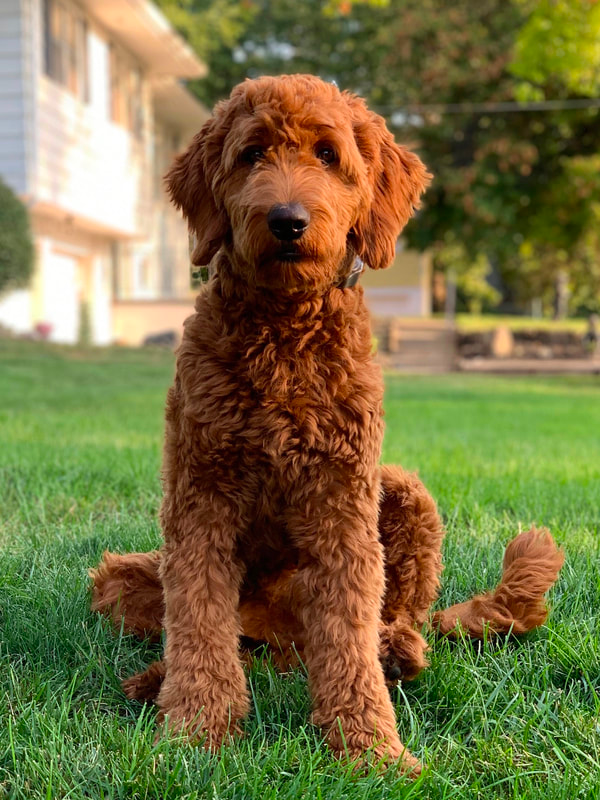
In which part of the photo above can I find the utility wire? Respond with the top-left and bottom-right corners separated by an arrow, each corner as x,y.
381,98 -> 600,115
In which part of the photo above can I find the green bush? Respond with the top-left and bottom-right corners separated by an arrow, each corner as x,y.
0,178 -> 34,294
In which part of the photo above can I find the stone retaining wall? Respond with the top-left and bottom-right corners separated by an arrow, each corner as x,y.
458,327 -> 589,360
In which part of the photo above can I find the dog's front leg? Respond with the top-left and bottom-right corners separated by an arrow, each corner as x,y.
286,476 -> 421,773
156,494 -> 250,747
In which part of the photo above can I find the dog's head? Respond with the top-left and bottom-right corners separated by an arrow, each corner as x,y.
166,74 -> 430,293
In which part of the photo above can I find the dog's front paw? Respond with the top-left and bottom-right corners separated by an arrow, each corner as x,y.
371,741 -> 423,777
156,681 -> 247,748
326,726 -> 423,776
155,705 -> 240,749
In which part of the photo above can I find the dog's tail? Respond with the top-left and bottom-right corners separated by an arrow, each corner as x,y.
432,527 -> 564,638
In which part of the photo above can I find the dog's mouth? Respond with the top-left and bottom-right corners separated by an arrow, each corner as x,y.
277,247 -> 306,263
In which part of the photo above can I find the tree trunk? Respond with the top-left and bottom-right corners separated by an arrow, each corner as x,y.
553,270 -> 569,320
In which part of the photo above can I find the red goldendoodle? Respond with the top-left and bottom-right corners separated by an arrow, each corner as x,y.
91,75 -> 563,772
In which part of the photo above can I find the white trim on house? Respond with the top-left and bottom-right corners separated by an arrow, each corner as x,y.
79,0 -> 205,78
153,77 -> 209,137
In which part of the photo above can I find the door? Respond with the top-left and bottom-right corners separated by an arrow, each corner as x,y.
42,250 -> 80,344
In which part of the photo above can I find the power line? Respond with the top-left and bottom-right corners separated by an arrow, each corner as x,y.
382,98 -> 600,116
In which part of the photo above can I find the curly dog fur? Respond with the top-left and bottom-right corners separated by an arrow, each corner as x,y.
90,75 -> 564,772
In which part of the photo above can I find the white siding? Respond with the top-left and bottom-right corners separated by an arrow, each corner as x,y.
0,0 -> 153,237
0,0 -> 29,194
35,72 -> 153,237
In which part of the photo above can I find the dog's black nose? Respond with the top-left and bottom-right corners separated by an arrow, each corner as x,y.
267,203 -> 310,241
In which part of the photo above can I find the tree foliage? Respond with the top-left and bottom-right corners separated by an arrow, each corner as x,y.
155,0 -> 387,107
511,0 -> 600,98
506,0 -> 600,313
157,0 -> 600,315
377,0 -> 600,314
0,179 -> 34,295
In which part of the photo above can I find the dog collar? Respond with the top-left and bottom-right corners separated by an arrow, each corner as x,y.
338,256 -> 364,289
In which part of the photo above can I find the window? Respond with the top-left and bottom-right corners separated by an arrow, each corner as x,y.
109,46 -> 144,137
43,0 -> 88,102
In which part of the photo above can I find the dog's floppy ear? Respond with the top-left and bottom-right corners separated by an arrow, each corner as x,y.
350,102 -> 431,270
165,120 -> 229,266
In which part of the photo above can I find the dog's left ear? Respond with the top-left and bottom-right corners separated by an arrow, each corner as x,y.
165,119 -> 229,266
350,103 -> 431,270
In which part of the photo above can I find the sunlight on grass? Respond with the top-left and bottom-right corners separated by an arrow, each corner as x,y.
449,314 -> 588,333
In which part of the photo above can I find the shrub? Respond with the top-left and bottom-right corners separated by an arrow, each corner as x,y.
0,178 -> 34,294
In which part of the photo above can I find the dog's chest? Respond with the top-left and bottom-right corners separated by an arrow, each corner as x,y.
242,334 -> 382,464
181,328 -> 383,471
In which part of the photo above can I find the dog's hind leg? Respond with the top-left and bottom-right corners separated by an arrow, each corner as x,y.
122,659 -> 167,701
377,465 -> 445,683
120,573 -> 304,703
90,551 -> 164,640
238,570 -> 306,670
377,469 -> 564,676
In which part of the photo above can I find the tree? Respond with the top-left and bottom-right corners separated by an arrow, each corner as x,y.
155,0 -> 387,108
158,0 -> 600,316
154,0 -> 256,106
511,0 -> 600,99
375,0 -> 600,316
507,0 -> 600,315
0,179 -> 34,295
436,244 -> 501,314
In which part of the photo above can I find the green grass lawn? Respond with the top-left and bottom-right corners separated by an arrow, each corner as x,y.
1,340 -> 599,799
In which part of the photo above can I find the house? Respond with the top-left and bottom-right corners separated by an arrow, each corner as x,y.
0,0 -> 208,345
361,241 -> 431,318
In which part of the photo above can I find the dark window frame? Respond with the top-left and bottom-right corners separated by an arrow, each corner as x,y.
43,0 -> 89,103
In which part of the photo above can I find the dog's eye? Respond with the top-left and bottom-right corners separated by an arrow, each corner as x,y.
316,146 -> 337,165
243,147 -> 265,165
